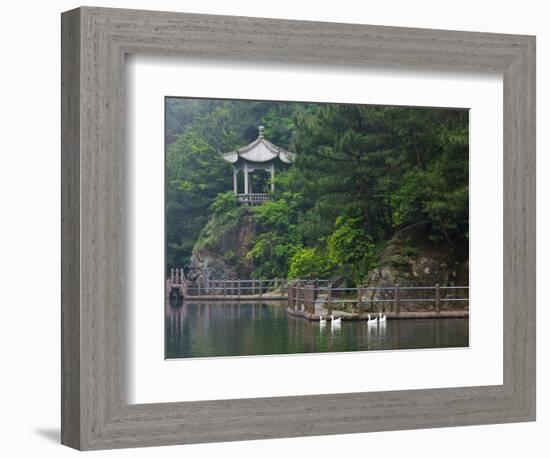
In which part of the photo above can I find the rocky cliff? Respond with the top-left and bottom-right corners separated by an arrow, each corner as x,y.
364,224 -> 469,310
187,207 -> 257,280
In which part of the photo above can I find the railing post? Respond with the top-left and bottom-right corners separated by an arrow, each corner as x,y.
305,286 -> 308,313
326,282 -> 332,316
298,281 -> 302,311
170,268 -> 174,285
238,280 -> 241,297
357,285 -> 363,311
286,282 -> 292,308
223,280 -> 227,297
394,284 -> 400,314
435,283 -> 441,313
259,279 -> 263,297
180,268 -> 184,285
304,285 -> 308,313
288,282 -> 293,309
289,282 -> 293,308
313,280 -> 318,303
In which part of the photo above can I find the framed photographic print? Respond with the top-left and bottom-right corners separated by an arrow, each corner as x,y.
61,6 -> 535,450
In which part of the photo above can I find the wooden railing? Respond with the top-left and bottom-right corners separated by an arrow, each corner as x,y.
287,281 -> 469,315
168,273 -> 335,300
168,273 -> 291,299
168,272 -> 468,312
185,278 -> 288,297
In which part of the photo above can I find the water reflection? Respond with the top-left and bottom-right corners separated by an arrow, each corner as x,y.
165,301 -> 469,359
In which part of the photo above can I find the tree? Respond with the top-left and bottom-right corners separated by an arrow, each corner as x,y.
165,97 -> 469,281
246,194 -> 303,278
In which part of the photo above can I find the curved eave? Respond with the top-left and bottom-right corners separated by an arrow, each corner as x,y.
223,137 -> 295,164
279,151 -> 294,164
221,151 -> 239,163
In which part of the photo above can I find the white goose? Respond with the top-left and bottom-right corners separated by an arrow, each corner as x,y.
367,314 -> 378,325
378,312 -> 387,323
319,315 -> 327,325
331,315 -> 342,324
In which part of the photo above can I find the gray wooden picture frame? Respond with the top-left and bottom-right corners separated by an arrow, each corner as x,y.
61,6 -> 536,451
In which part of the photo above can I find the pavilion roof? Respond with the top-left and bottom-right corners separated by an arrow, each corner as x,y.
222,126 -> 294,164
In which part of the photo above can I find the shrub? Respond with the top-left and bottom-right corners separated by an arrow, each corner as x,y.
389,254 -> 410,268
288,248 -> 332,279
209,191 -> 238,215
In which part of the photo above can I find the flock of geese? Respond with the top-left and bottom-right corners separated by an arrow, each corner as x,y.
319,312 -> 387,326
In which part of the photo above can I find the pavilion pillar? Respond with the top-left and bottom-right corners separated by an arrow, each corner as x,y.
244,163 -> 249,195
270,163 -> 275,193
233,168 -> 238,194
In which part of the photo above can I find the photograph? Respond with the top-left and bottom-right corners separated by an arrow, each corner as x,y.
164,97 -> 470,359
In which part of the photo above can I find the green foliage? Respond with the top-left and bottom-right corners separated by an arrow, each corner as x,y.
246,194 -> 303,278
326,216 -> 377,284
165,98 -> 295,269
327,216 -> 373,265
210,191 -> 238,215
289,104 -> 469,247
165,97 -> 469,281
165,130 -> 233,269
288,248 -> 333,279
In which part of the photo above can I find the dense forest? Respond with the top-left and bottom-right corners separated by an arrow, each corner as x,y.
166,97 -> 469,286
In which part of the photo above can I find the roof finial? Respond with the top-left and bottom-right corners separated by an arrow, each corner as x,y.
258,125 -> 265,138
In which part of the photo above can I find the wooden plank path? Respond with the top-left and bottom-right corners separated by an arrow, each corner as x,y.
184,294 -> 287,301
287,307 -> 469,321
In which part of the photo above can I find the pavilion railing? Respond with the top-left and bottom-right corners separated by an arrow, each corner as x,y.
236,193 -> 272,205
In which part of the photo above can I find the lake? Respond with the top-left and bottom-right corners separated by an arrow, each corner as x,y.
165,301 -> 469,359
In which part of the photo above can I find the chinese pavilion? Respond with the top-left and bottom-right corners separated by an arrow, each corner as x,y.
222,126 -> 294,205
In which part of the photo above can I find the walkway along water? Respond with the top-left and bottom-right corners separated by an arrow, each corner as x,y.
167,270 -> 469,321
287,281 -> 468,321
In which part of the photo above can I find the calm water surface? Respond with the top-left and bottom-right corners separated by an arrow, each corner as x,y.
165,301 -> 469,359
